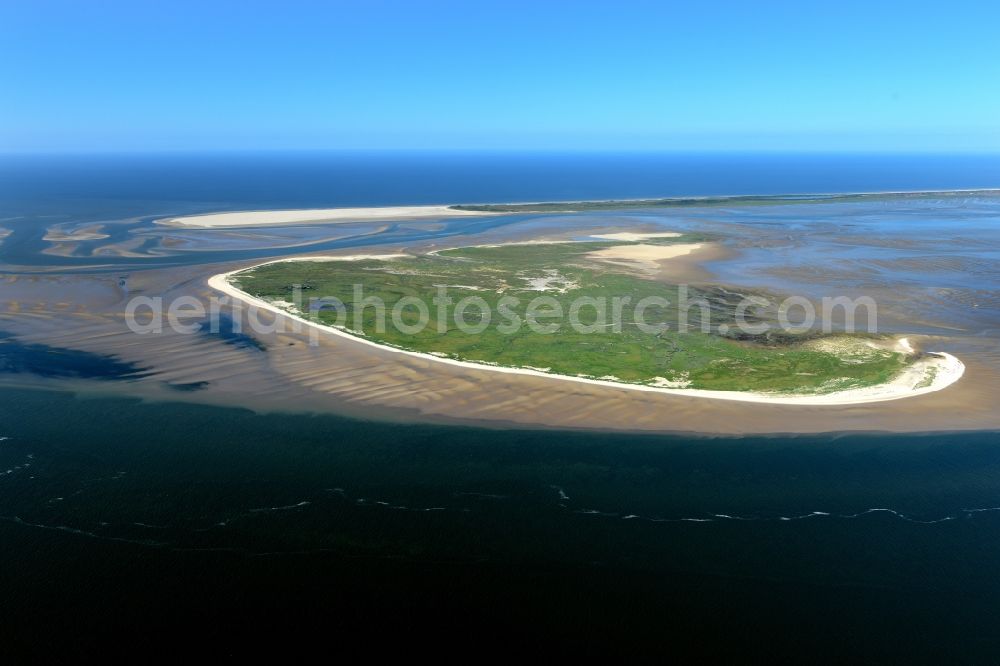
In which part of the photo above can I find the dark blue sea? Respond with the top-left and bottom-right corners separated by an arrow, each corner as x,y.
4,150 -> 1000,212
2,152 -> 999,660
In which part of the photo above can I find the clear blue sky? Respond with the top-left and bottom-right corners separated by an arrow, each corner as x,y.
2,0 -> 998,152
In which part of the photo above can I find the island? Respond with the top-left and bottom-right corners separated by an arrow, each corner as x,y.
209,232 -> 964,405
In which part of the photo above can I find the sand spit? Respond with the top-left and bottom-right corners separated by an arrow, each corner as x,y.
590,232 -> 683,241
586,242 -> 705,271
210,258 -> 965,406
156,206 -> 497,229
243,253 -> 409,266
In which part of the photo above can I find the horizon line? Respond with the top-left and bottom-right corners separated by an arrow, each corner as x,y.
4,147 -> 1000,157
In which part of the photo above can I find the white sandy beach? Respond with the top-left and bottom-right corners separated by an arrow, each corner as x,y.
209,256 -> 965,406
590,232 -> 683,241
586,242 -> 704,270
157,205 -> 496,229
235,253 -> 410,266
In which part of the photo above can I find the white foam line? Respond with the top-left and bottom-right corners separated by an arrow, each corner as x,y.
356,498 -> 447,512
3,516 -> 169,547
583,507 -> 984,525
962,507 -> 1000,514
210,258 -> 965,406
248,501 -> 311,513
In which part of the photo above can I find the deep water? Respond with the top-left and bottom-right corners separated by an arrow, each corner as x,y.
2,151 -> 1000,659
1,387 -> 1000,659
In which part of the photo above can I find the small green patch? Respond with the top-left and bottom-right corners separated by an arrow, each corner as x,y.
914,364 -> 938,390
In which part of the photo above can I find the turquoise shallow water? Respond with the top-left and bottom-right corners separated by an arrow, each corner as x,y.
2,152 -> 1000,658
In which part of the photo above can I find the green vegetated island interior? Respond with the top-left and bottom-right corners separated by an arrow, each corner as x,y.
231,234 -> 922,395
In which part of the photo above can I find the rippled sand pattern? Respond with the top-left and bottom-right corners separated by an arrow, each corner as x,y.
2,193 -> 999,433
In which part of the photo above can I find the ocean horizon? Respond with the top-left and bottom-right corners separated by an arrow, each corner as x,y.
4,151 -> 1000,213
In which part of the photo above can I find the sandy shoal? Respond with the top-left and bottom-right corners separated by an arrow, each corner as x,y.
156,205 -> 497,229
590,232 -> 683,241
587,242 -> 704,270
42,224 -> 110,242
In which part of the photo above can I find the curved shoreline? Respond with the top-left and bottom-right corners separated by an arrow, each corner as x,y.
208,256 -> 965,406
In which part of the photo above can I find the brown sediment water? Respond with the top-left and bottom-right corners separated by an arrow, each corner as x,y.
3,190 -> 1000,433
2,226 -> 997,434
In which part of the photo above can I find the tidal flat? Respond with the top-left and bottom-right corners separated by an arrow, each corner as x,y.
1,189 -> 998,432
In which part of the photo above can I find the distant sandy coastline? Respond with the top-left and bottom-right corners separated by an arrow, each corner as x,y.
157,206 -> 497,229
157,189 -> 1000,229
209,252 -> 965,406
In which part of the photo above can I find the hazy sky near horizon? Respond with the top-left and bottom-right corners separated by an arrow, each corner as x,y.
2,0 -> 999,153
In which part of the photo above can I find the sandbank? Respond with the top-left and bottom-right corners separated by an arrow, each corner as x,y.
590,232 -> 683,241
42,225 -> 110,242
156,206 -> 497,229
587,242 -> 705,271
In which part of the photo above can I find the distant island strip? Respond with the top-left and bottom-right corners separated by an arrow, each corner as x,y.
158,189 -> 1000,228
